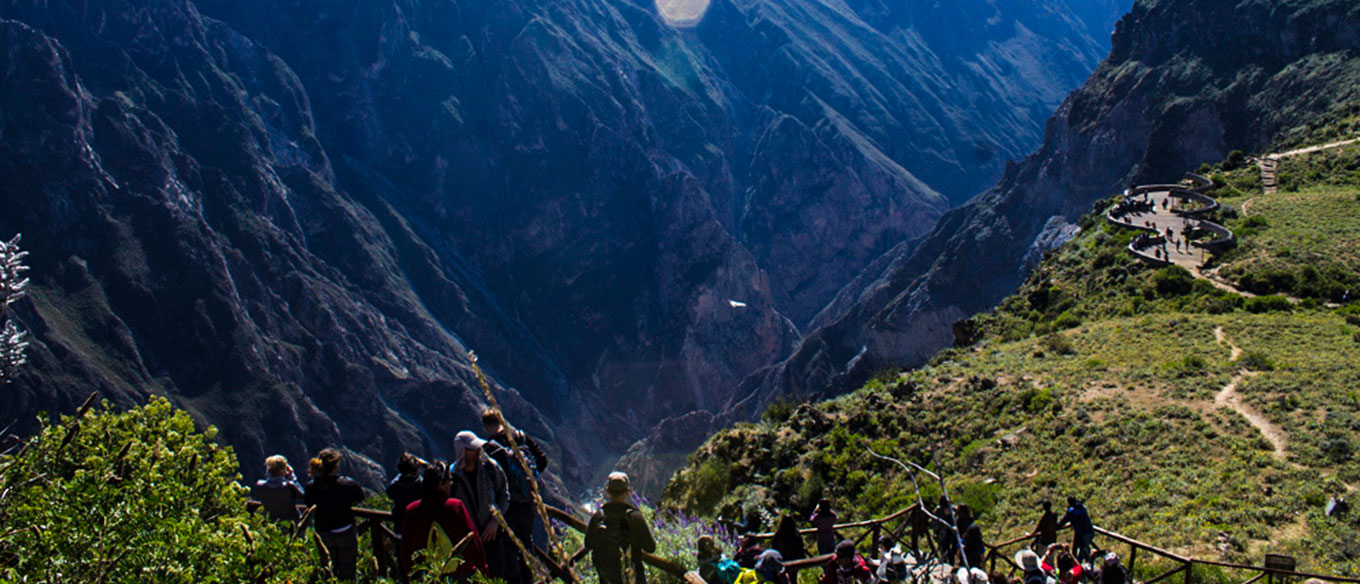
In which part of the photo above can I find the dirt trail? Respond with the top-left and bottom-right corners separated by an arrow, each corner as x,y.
1275,137 -> 1360,158
1213,326 -> 1288,460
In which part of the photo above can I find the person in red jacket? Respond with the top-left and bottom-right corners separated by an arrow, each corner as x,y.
820,541 -> 874,584
400,461 -> 489,580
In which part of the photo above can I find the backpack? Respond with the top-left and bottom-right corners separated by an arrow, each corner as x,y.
486,433 -> 540,502
1024,571 -> 1048,584
706,558 -> 743,584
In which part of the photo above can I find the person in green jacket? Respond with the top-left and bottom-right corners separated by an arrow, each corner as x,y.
585,472 -> 657,584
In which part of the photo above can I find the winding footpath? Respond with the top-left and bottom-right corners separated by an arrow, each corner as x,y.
1258,137 -> 1360,194
1213,326 -> 1288,461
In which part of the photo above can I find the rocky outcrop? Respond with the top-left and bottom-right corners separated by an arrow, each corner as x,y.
736,0 -> 1360,415
0,0 -> 1127,490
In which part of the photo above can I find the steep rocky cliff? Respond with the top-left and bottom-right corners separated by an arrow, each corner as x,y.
0,0 -> 1126,489
738,0 -> 1360,416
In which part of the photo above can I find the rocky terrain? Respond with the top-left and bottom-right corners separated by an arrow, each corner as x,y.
736,0 -> 1360,419
0,0 -> 1128,489
664,111 -> 1360,570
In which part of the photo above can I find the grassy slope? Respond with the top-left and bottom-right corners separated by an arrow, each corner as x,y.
660,107 -> 1360,575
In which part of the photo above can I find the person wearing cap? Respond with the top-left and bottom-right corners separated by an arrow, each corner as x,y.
736,550 -> 789,584
253,454 -> 305,522
452,431 -> 516,584
819,540 -> 873,584
1015,549 -> 1053,584
585,472 -> 657,584
1099,553 -> 1127,584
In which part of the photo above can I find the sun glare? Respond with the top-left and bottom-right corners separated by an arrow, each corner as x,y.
656,0 -> 711,27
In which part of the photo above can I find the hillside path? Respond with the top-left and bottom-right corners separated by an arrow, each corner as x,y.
1213,326 -> 1288,461
1258,137 -> 1359,194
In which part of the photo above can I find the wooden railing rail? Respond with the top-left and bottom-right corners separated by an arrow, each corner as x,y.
254,500 -> 1360,584
750,504 -> 919,539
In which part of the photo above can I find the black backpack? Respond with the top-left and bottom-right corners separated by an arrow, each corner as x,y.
590,506 -> 641,553
486,435 -> 539,502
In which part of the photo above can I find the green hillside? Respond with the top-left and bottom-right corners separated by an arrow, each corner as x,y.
661,107 -> 1360,575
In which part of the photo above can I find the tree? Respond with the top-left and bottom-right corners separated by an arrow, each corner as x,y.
0,234 -> 28,385
0,396 -> 319,582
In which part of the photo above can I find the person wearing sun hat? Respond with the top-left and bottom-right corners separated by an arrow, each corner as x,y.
1016,549 -> 1053,584
452,430 -> 516,584
585,471 -> 657,584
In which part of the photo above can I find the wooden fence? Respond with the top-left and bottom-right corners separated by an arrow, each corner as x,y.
981,524 -> 1360,584
257,501 -> 1360,584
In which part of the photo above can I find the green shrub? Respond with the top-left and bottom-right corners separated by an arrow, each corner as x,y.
1039,333 -> 1075,356
1245,295 -> 1293,313
1152,266 -> 1196,297
1053,310 -> 1083,330
763,398 -> 797,425
1240,351 -> 1276,371
0,396 -> 315,583
687,459 -> 733,514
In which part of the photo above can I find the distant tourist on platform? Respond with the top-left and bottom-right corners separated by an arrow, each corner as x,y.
451,431 -> 517,584
306,448 -> 367,582
1056,497 -> 1096,565
934,496 -> 957,564
387,452 -> 427,538
482,407 -> 547,583
585,472 -> 656,584
1032,499 -> 1058,555
771,514 -> 807,581
956,505 -> 985,569
819,540 -> 874,584
736,550 -> 789,584
810,499 -> 839,555
1099,553 -> 1127,584
735,534 -> 765,568
398,460 -> 488,580
1015,549 -> 1053,584
253,454 -> 304,523
698,535 -> 743,584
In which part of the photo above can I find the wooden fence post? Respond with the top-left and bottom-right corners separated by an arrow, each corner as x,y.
1185,562 -> 1194,584
373,521 -> 389,578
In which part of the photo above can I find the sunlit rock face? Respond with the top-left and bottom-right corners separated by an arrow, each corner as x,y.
1,0 -> 1127,492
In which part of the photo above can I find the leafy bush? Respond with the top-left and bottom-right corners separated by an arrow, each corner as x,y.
0,396 -> 316,582
1152,266 -> 1196,297
1245,295 -> 1293,313
1240,351 -> 1276,371
763,398 -> 797,425
1039,333 -> 1075,356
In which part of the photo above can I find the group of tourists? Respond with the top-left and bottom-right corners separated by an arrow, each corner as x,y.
250,407 -> 555,582
695,497 -> 1118,584
251,416 -> 1115,584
